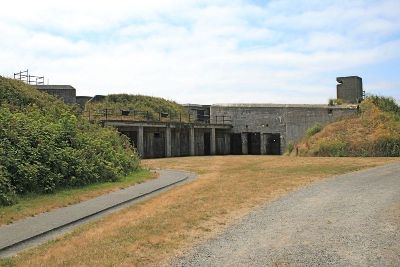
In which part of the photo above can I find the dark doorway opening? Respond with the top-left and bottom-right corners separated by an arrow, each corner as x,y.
204,132 -> 211,155
266,134 -> 281,155
230,133 -> 242,155
247,132 -> 261,155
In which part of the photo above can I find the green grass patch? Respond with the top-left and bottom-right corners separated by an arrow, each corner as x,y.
0,169 -> 155,225
306,123 -> 323,137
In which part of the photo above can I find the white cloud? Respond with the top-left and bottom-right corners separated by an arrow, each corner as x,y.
0,0 -> 399,104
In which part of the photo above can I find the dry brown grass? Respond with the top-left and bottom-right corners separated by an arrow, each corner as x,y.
2,156 -> 398,267
297,100 -> 400,156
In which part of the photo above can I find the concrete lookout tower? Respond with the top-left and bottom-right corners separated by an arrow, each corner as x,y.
336,76 -> 364,104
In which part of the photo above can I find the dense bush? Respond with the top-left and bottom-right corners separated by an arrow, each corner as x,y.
0,78 -> 140,205
373,137 -> 400,157
367,95 -> 400,119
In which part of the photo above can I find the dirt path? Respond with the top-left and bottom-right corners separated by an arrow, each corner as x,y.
172,163 -> 400,267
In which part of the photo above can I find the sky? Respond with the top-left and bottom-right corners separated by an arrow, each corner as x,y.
0,0 -> 399,104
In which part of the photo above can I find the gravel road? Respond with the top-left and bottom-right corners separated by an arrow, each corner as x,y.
172,163 -> 400,267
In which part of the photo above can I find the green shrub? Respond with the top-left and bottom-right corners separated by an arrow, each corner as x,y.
373,137 -> 400,157
328,98 -> 346,106
286,143 -> 294,153
0,78 -> 140,206
306,123 -> 323,137
367,95 -> 400,118
318,140 -> 348,157
0,166 -> 17,205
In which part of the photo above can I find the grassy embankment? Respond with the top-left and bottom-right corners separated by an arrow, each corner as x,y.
84,94 -> 189,122
2,156 -> 397,267
296,96 -> 400,156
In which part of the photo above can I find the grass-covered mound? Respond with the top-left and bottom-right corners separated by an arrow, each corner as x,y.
85,94 -> 189,122
0,77 -> 140,205
296,96 -> 400,157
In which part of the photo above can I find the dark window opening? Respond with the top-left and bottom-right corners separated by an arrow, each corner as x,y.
154,132 -> 161,138
328,109 -> 333,115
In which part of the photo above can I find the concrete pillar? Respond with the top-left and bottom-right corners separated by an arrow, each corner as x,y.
190,127 -> 195,156
137,126 -> 144,157
261,133 -> 267,155
165,126 -> 172,157
241,132 -> 248,155
280,135 -> 285,155
210,128 -> 216,155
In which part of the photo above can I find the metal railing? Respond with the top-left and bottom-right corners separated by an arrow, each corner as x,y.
214,115 -> 232,125
84,108 -> 232,125
14,69 -> 45,85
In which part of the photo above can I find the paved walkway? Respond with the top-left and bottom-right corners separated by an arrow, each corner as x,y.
173,163 -> 400,267
0,169 -> 196,257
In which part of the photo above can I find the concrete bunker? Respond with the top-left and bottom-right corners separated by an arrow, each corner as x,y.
106,121 -> 232,159
97,76 -> 363,158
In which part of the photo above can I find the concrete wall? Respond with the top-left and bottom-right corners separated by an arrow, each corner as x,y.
183,104 -> 211,122
210,104 -> 357,154
194,128 -> 208,155
216,130 -> 230,155
171,128 -> 190,157
76,96 -> 92,109
36,85 -> 76,104
143,127 -> 166,158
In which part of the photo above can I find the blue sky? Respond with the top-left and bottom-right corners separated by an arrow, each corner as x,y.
0,0 -> 399,104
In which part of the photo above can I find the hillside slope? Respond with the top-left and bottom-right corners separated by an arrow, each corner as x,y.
0,77 -> 139,205
85,94 -> 189,121
296,96 -> 400,157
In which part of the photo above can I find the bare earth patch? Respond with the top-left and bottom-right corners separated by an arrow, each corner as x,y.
2,156 -> 397,267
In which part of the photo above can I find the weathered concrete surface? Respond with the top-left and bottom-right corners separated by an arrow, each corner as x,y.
36,85 -> 77,104
173,163 -> 400,267
0,170 -> 196,257
337,76 -> 363,104
210,104 -> 357,154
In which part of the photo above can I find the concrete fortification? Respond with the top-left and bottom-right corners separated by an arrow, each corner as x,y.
35,76 -> 363,158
